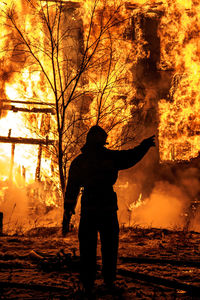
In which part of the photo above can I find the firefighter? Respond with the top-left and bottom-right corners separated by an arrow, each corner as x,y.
62,125 -> 155,295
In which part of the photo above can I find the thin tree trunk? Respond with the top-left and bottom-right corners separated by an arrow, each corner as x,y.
58,134 -> 65,197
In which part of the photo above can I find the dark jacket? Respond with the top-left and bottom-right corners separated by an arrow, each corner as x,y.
64,140 -> 152,214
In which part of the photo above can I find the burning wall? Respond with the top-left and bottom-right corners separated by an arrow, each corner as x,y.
116,0 -> 200,230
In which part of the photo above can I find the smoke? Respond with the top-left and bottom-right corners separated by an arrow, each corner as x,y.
0,156 -> 62,234
117,154 -> 200,232
131,181 -> 187,229
0,185 -> 29,234
0,183 -> 62,235
178,167 -> 200,198
190,209 -> 200,232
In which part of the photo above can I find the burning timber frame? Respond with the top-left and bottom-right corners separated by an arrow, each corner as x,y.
1,99 -> 55,115
0,136 -> 54,145
0,99 -> 55,182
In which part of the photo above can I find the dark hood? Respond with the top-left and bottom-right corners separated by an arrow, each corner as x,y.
81,125 -> 108,153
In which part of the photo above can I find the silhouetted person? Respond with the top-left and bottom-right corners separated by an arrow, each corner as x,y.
62,125 -> 155,295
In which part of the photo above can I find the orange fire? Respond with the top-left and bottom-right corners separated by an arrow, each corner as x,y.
158,0 -> 200,161
79,0 -> 136,147
0,0 -> 199,215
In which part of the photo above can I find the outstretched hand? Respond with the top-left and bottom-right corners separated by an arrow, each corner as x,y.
142,135 -> 156,148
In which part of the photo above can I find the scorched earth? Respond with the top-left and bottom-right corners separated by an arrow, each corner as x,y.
1,227 -> 200,299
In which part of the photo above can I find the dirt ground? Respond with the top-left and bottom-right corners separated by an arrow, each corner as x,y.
1,227 -> 200,299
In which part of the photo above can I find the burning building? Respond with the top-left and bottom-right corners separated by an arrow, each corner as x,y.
0,0 -> 200,234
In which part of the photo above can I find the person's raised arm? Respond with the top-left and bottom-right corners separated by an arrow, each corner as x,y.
115,135 -> 155,170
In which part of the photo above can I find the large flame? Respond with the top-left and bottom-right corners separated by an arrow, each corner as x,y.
0,0 -> 199,216
158,0 -> 200,161
0,65 -> 55,185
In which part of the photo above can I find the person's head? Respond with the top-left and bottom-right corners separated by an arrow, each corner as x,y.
86,125 -> 108,146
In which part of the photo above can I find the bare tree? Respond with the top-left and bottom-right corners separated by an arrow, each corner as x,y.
2,0 -> 135,198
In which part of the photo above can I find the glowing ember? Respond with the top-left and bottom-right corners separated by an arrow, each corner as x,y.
128,193 -> 143,211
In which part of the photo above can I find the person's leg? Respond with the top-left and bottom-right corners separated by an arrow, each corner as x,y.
99,212 -> 119,286
78,213 -> 98,290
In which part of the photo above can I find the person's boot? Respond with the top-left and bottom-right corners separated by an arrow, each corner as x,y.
78,282 -> 96,299
104,281 -> 125,295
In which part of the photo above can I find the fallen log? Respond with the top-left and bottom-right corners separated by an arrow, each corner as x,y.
1,261 -> 199,296
0,281 -> 71,293
120,256 -> 200,268
118,268 -> 200,296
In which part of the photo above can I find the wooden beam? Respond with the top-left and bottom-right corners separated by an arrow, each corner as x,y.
1,99 -> 55,106
1,105 -> 55,114
40,0 -> 80,4
35,145 -> 42,181
118,268 -> 200,296
120,256 -> 200,268
0,136 -> 54,145
0,281 -> 71,293
9,143 -> 15,180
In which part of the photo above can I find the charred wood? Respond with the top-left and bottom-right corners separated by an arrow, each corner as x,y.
1,105 -> 55,115
35,145 -> 42,182
9,143 -> 15,180
0,136 -> 54,145
0,280 -> 71,293
118,268 -> 200,296
1,99 -> 55,106
120,256 -> 200,268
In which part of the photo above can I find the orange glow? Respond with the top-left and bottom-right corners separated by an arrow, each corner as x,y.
158,0 -> 200,161
1,0 -> 199,159
0,0 -> 199,225
81,1 -> 144,146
